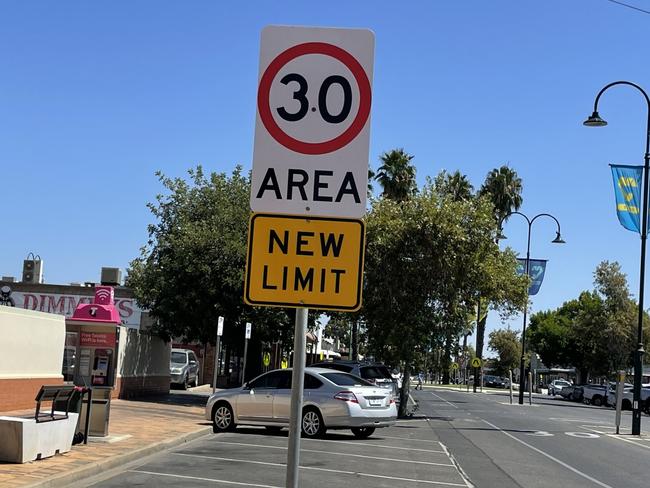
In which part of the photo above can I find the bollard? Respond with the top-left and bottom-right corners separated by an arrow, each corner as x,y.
528,371 -> 532,405
509,370 -> 513,404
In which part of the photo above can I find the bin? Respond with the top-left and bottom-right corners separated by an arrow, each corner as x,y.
79,387 -> 112,437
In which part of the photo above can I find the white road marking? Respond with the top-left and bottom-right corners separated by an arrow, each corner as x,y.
579,426 -> 650,450
193,440 -> 455,467
430,391 -> 459,409
565,432 -> 600,439
301,436 -> 446,453
172,452 -> 468,486
440,442 -> 475,488
480,419 -> 615,488
129,470 -> 281,487
526,431 -> 554,437
377,434 -> 445,443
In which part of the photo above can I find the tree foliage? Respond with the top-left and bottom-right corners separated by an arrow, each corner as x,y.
127,166 -> 294,352
374,148 -> 417,201
488,328 -> 521,376
528,260 -> 649,381
361,181 -> 527,414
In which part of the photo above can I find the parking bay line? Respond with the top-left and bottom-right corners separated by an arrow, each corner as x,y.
480,419 -> 615,488
129,470 -> 282,488
301,436 -> 446,453
172,452 -> 468,486
194,440 -> 455,467
578,425 -> 650,450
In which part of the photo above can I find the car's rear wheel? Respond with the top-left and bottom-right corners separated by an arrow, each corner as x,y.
351,427 -> 375,439
301,408 -> 325,438
213,402 -> 236,432
622,399 -> 632,411
592,396 -> 603,407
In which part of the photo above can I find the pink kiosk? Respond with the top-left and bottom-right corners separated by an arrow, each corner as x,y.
65,286 -> 123,437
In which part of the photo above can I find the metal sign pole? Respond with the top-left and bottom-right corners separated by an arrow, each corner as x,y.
615,371 -> 626,434
286,307 -> 308,488
528,371 -> 533,405
213,316 -> 224,394
241,323 -> 252,386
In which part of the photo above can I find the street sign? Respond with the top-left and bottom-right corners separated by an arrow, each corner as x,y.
471,358 -> 482,368
263,352 -> 271,367
251,25 -> 375,218
244,213 -> 365,311
281,357 -> 288,369
451,362 -> 459,370
217,316 -> 224,336
245,322 -> 252,339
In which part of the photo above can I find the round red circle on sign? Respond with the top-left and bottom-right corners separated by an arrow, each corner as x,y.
257,42 -> 372,155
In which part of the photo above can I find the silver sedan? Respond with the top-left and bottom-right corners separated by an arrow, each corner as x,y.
205,367 -> 397,438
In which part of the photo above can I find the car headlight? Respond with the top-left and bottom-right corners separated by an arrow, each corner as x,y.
171,367 -> 181,374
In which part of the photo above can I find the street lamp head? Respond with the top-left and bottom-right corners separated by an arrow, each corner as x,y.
583,111 -> 608,127
552,231 -> 566,244
496,229 -> 507,241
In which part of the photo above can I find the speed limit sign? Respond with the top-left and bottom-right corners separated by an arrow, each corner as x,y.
251,25 -> 375,218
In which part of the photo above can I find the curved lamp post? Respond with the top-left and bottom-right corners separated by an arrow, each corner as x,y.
584,81 -> 650,435
499,212 -> 565,405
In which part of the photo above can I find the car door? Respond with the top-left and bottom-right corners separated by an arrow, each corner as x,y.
270,371 -> 293,423
188,352 -> 199,383
237,371 -> 280,422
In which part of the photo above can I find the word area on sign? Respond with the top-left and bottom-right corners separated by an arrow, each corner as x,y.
254,168 -> 360,205
245,214 -> 364,311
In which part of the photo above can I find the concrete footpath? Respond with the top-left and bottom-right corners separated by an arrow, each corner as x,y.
0,389 -> 213,488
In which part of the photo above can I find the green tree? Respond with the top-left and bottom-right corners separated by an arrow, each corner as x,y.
362,188 -> 527,416
472,165 -> 524,388
374,148 -> 417,201
488,328 -> 521,376
433,170 -> 474,202
127,166 -> 294,359
478,165 -> 524,225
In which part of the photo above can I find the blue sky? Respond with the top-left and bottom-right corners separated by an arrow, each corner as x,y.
1,0 -> 649,342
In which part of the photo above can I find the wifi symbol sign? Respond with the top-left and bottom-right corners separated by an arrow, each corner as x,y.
95,288 -> 112,305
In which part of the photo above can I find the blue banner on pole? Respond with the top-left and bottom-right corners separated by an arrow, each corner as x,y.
516,258 -> 548,296
610,164 -> 642,233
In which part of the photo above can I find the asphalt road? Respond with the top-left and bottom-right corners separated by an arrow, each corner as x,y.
420,386 -> 650,488
82,386 -> 650,487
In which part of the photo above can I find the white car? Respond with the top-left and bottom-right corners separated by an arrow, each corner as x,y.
205,367 -> 397,439
548,379 -> 571,396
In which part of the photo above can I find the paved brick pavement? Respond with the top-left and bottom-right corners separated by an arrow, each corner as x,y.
0,395 -> 211,488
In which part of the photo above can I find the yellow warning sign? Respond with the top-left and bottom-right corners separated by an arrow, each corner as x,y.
471,357 -> 482,368
451,362 -> 459,370
263,352 -> 271,367
281,357 -> 288,369
244,214 -> 365,311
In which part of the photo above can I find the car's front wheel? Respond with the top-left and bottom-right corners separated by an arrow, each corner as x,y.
301,408 -> 326,438
213,402 -> 236,433
592,396 -> 603,407
351,427 -> 375,439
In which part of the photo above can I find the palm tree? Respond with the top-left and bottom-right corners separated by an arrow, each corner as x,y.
434,170 -> 474,201
478,165 -> 523,224
472,165 -> 523,391
375,149 -> 417,201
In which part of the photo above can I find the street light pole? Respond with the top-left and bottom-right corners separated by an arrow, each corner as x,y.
584,81 -> 650,435
499,211 -> 564,405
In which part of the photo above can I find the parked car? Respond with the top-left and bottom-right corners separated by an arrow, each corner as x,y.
581,384 -> 609,406
483,375 -> 509,388
605,383 -> 634,407
205,367 -> 397,438
548,379 -> 571,396
559,385 -> 584,402
310,360 -> 400,404
170,348 -> 200,389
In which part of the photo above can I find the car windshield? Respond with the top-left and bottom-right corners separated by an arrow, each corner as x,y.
321,372 -> 373,387
171,352 -> 186,364
556,380 -> 570,386
360,366 -> 392,380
